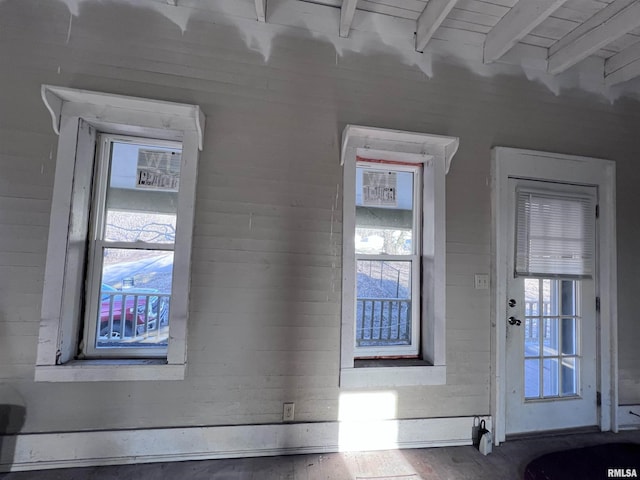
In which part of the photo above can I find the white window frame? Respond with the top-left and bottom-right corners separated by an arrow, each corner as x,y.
35,85 -> 205,382
83,134 -> 182,359
354,160 -> 422,357
340,125 -> 458,388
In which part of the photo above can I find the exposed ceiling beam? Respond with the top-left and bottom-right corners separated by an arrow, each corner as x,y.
605,41 -> 640,86
255,0 -> 266,22
340,0 -> 358,38
548,0 -> 640,74
415,0 -> 459,53
484,0 -> 568,64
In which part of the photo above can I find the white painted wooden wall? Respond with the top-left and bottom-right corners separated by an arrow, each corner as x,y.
0,0 -> 639,440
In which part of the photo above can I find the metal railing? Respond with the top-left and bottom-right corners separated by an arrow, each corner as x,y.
356,298 -> 411,346
98,291 -> 170,343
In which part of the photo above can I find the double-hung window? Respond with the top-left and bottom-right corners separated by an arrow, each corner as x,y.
354,161 -> 421,357
340,125 -> 458,387
83,135 -> 182,358
36,86 -> 204,382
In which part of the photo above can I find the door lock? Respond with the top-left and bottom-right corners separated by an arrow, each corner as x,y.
508,316 -> 521,326
508,298 -> 517,308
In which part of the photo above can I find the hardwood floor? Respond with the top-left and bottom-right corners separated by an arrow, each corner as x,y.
1,429 -> 638,479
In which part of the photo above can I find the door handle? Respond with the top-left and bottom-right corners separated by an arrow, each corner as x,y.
508,316 -> 522,326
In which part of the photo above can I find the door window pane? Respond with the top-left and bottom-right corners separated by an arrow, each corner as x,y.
524,278 -> 539,316
543,318 -> 559,356
543,358 -> 559,396
525,359 -> 540,398
562,318 -> 577,355
561,357 -> 578,396
524,318 -> 539,357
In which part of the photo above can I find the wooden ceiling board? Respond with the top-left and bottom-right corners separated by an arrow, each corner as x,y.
552,6 -> 607,23
529,16 -> 580,41
454,0 -> 509,17
520,34 -> 556,48
602,33 -> 640,53
300,0 -> 342,6
448,6 -> 502,26
563,0 -> 611,12
475,0 -> 518,7
356,1 -> 420,19
440,18 -> 493,34
365,0 -> 427,12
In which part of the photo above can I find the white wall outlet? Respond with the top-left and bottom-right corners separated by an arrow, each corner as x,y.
283,402 -> 295,422
474,274 -> 489,290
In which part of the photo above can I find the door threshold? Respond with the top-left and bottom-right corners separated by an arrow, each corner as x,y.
506,426 -> 600,441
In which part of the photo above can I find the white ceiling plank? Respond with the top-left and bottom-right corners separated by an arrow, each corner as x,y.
415,0 -> 460,52
255,0 -> 267,22
605,41 -> 640,85
483,0 -> 569,63
340,0 -> 359,37
548,0 -> 640,74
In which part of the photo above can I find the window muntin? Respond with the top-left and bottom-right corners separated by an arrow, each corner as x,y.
83,135 -> 182,358
354,161 -> 421,357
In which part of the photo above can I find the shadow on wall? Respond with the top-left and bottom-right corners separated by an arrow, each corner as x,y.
0,405 -> 26,472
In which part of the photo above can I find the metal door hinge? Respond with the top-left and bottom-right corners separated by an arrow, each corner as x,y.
596,296 -> 601,312
595,204 -> 599,219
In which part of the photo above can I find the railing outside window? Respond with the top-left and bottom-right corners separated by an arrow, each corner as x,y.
98,290 -> 170,346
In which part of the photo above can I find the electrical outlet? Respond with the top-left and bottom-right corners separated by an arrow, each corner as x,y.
474,274 -> 489,290
283,402 -> 295,422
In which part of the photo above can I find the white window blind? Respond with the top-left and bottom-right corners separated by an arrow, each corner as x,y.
515,189 -> 595,278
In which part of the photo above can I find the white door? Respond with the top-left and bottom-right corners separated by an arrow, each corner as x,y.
505,178 -> 598,435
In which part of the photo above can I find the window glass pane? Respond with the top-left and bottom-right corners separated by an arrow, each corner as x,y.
524,318 -> 539,357
355,167 -> 414,255
542,279 -> 555,316
561,357 -> 578,396
525,359 -> 540,398
543,318 -> 558,356
524,278 -> 539,316
561,280 -> 576,316
104,142 -> 181,244
97,248 -> 172,348
543,358 -> 559,396
356,260 -> 411,347
562,318 -> 577,355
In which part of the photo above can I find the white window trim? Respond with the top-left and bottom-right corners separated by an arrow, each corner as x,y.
340,125 -> 458,388
35,85 -> 205,382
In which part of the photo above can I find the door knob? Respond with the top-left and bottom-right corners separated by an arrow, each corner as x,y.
508,299 -> 516,307
508,316 -> 521,326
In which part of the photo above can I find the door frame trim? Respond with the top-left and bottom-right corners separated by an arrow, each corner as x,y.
491,147 -> 618,444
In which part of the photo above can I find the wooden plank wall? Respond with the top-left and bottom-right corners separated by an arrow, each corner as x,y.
0,0 -> 639,434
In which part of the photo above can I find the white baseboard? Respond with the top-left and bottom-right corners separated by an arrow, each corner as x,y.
618,405 -> 640,430
0,416 -> 491,472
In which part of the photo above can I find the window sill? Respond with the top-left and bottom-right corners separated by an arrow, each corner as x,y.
340,362 -> 446,388
34,360 -> 186,382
